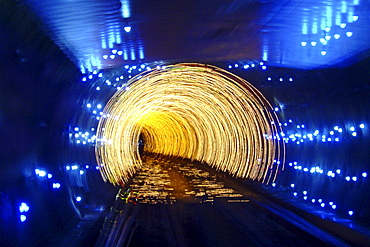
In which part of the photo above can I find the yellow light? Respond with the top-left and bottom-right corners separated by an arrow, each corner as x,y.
95,63 -> 285,186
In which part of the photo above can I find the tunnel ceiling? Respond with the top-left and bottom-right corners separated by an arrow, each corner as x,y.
21,0 -> 370,72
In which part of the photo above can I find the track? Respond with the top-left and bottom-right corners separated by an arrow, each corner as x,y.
96,154 -> 353,247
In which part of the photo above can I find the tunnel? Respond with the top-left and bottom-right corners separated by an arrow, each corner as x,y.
1,0 -> 370,246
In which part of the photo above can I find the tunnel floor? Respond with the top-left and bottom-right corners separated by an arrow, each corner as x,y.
95,154 -> 352,247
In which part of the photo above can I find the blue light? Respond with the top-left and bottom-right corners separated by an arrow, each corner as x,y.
312,199 -> 315,203
293,192 -> 297,196
289,78 -> 293,82
20,215 -> 27,222
19,202 -> 29,213
244,65 -> 250,69
86,165 -> 90,169
303,196 -> 307,200
362,172 -> 367,178
272,183 -> 276,187
303,191 -> 307,195
76,196 -> 82,202
124,26 -> 131,33
321,203 -> 325,207
279,78 -> 283,82
332,205 -> 337,209
274,107 -> 279,112
262,66 -> 267,70
267,77 -> 271,81
52,183 -> 61,189
348,211 -> 354,216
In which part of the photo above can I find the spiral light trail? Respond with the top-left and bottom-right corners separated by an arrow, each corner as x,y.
95,63 -> 285,186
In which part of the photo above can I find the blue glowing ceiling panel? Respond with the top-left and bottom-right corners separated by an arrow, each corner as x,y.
24,0 -> 370,71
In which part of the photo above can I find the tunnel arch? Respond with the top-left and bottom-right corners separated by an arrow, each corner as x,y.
95,63 -> 285,186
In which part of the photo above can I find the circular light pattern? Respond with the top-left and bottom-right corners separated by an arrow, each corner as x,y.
95,63 -> 285,186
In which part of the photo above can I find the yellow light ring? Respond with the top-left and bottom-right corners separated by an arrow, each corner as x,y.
95,63 -> 285,186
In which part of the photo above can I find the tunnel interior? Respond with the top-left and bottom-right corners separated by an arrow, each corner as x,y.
1,0 -> 370,246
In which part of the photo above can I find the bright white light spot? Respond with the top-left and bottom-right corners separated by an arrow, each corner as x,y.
325,27 -> 331,32
251,64 -> 255,67
362,172 -> 367,178
262,66 -> 267,70
274,107 -> 279,112
301,41 -> 307,46
66,166 -> 70,171
290,184 -> 295,188
348,210 -> 354,216
20,215 -> 26,222
98,73 -> 103,78
88,75 -> 93,79
38,170 -> 46,177
110,55 -> 115,59
271,183 -> 276,187
80,170 -> 84,175
303,196 -> 307,200
52,183 -> 61,189
336,169 -> 341,174
332,205 -> 337,209
303,168 -> 308,172
47,173 -> 52,179
244,65 -> 250,69
312,199 -> 316,203
321,51 -> 327,56
352,16 -> 359,22
325,35 -> 331,40
345,176 -> 350,181
352,176 -> 357,181
103,55 -> 108,59
293,192 -> 297,196
124,26 -> 131,32
97,104 -> 102,109
19,202 -> 29,213
360,123 -> 365,129
96,87 -> 100,91
321,203 -> 325,207
346,32 -> 353,37
289,78 -> 293,82
74,127 -> 79,131
318,199 -> 322,203
352,132 -> 357,137
87,103 -> 91,108
112,49 -> 117,54
311,41 -> 317,46
279,78 -> 283,82
76,196 -> 82,202
335,137 -> 339,142
350,126 -> 355,131
340,23 -> 346,28
234,64 -> 239,68
82,77 -> 86,82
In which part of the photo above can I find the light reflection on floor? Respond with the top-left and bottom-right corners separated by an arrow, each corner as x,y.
128,154 -> 247,205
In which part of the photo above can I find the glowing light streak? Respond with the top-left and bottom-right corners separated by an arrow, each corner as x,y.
96,64 -> 285,186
